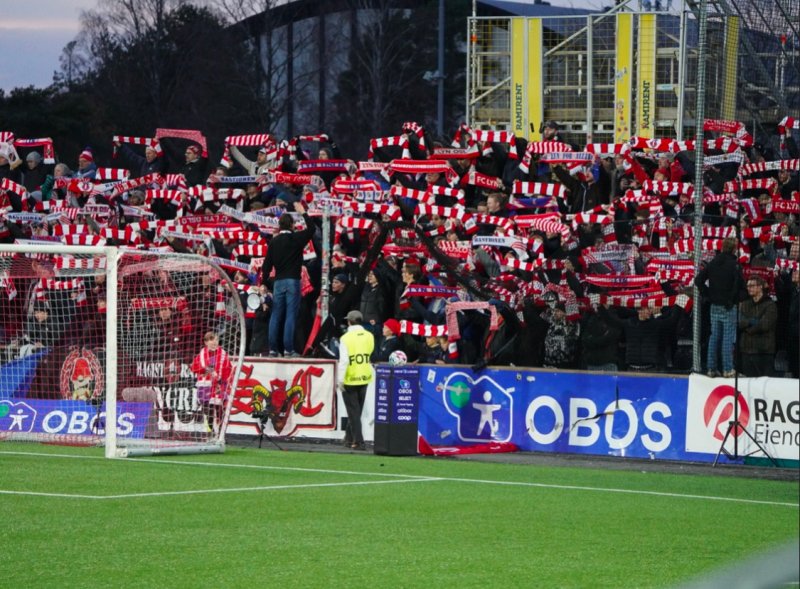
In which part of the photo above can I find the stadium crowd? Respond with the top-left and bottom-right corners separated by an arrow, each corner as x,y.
0,118 -> 798,378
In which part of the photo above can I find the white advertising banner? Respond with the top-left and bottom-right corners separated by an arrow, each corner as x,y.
227,358 -> 338,437
685,374 -> 799,461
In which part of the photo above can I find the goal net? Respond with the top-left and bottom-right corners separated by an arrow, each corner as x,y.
0,244 -> 245,457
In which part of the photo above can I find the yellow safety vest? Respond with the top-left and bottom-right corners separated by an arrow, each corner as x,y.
340,327 -> 374,385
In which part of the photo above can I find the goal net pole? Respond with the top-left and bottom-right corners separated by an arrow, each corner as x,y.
106,245 -> 118,458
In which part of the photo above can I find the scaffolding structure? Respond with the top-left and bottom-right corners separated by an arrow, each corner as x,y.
466,0 -> 799,147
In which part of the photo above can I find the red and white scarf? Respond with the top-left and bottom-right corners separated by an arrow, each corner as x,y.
155,128 -> 208,157
112,135 -> 162,158
219,133 -> 276,168
368,135 -> 410,161
13,137 -> 56,164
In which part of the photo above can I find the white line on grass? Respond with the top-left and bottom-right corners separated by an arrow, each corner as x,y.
2,450 -> 797,508
0,489 -> 105,499
0,477 -> 441,500
442,477 -> 800,508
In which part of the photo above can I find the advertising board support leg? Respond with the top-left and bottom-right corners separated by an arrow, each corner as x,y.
712,378 -> 777,467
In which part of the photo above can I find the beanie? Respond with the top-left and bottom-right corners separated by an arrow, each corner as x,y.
383,318 -> 400,336
79,149 -> 93,162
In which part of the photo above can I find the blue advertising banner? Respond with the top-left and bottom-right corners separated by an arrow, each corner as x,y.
0,350 -> 46,398
0,399 -> 152,439
416,365 -> 710,461
375,366 -> 420,425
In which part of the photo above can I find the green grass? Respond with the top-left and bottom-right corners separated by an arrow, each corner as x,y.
1,443 -> 798,589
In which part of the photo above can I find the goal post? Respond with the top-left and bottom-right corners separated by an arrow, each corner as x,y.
0,243 -> 246,457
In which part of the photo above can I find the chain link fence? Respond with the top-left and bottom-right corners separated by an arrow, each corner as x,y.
467,0 -> 799,376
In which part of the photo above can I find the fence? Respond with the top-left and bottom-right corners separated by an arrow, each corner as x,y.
466,0 -> 799,376
467,0 -> 798,145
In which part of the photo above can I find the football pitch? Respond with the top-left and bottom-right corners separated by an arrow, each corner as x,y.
1,443 -> 798,589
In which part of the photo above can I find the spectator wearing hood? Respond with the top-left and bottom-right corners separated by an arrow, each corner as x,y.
22,151 -> 51,194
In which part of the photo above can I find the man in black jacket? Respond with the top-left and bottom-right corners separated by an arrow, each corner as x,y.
261,201 -> 314,357
694,237 -> 745,377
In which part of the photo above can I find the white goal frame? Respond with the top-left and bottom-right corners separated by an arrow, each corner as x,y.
0,243 -> 246,458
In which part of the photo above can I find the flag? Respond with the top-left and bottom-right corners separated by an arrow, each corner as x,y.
0,350 -> 47,398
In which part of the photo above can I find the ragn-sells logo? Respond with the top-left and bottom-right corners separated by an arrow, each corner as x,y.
703,385 -> 750,441
60,348 -> 104,401
0,401 -> 37,433
440,372 -> 513,443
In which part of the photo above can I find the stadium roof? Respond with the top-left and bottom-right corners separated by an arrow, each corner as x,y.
241,0 -> 597,35
478,0 -> 595,17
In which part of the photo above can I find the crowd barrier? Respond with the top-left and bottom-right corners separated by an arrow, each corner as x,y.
2,352 -> 797,464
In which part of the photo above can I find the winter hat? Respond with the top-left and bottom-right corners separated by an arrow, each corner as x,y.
26,151 -> 42,164
384,319 -> 401,336
79,149 -> 93,162
333,273 -> 349,284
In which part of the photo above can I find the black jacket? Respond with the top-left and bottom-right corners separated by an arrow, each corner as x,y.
694,251 -> 745,308
580,308 -> 621,366
22,162 -> 50,193
374,335 -> 402,363
182,158 -> 207,187
261,214 -> 314,282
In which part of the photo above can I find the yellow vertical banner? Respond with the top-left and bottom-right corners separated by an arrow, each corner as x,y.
614,13 -> 634,144
510,18 -> 527,137
528,18 -> 544,141
722,16 -> 740,121
636,14 -> 657,138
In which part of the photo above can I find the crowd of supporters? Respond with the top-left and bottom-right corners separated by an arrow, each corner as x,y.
0,118 -> 798,377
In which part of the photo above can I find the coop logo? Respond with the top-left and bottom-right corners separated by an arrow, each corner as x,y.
440,372 -> 513,443
60,348 -> 104,401
702,385 -> 749,441
0,401 -> 38,433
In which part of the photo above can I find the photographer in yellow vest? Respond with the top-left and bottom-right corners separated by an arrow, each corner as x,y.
337,310 -> 375,450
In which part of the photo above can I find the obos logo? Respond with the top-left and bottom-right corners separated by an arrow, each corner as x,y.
440,372 -> 512,443
703,385 -> 749,440
60,348 -> 104,401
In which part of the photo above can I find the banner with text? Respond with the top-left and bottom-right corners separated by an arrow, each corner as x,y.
226,359 -> 337,437
418,366 -> 798,462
